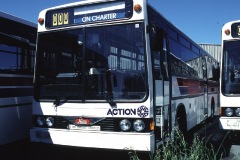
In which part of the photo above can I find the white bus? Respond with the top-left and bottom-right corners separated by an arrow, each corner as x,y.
30,0 -> 219,152
219,20 -> 240,130
0,11 -> 37,145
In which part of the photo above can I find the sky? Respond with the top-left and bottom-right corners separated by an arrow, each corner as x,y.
0,0 -> 240,44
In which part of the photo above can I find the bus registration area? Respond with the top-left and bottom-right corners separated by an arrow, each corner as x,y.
219,118 -> 240,130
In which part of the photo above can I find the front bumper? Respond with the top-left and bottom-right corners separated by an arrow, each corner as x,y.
30,128 -> 155,152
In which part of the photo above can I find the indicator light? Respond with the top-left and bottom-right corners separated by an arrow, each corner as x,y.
134,4 -> 142,12
150,120 -> 154,131
224,29 -> 230,35
38,18 -> 44,25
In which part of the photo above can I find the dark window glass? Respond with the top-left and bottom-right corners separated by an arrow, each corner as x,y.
168,28 -> 178,40
192,45 -> 200,54
35,23 -> 147,102
0,38 -> 35,74
179,36 -> 190,49
222,40 -> 240,95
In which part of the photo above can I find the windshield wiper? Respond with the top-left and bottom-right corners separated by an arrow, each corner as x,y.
104,92 -> 116,108
53,96 -> 68,107
105,70 -> 117,108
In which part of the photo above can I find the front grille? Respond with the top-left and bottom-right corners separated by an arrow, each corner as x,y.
53,116 -> 116,131
54,116 -> 69,129
95,118 -> 116,131
33,115 -> 151,132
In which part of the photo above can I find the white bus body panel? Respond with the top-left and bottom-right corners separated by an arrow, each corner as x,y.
171,76 -> 206,131
31,98 -> 154,151
31,98 -> 152,118
30,128 -> 154,152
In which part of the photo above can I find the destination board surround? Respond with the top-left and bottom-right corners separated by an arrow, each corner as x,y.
45,0 -> 133,28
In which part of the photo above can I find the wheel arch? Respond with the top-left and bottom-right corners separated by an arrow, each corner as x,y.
175,103 -> 187,132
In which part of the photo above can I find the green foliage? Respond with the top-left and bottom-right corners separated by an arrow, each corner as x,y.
129,127 -> 226,160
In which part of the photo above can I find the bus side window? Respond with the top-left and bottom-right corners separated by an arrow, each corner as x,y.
213,63 -> 220,81
150,26 -> 161,80
149,25 -> 162,52
202,57 -> 207,81
150,27 -> 169,81
162,35 -> 169,80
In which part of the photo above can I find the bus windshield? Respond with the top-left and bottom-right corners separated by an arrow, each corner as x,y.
34,23 -> 147,102
222,40 -> 240,95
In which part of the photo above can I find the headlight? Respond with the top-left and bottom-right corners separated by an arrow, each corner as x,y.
46,117 -> 54,127
235,108 -> 240,116
119,119 -> 131,131
225,108 -> 234,116
36,116 -> 45,126
133,120 -> 145,132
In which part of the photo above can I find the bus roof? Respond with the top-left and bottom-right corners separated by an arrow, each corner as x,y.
0,11 -> 37,28
0,11 -> 37,44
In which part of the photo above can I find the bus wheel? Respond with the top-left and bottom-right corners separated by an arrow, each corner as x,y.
176,107 -> 187,140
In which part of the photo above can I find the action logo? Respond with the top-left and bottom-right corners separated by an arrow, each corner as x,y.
137,105 -> 149,118
107,105 -> 149,118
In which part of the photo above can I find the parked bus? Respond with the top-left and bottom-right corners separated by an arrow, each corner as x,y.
0,11 -> 37,145
30,0 -> 219,152
219,20 -> 240,130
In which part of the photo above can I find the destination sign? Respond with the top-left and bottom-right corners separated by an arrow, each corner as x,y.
46,8 -> 74,28
45,0 -> 133,28
74,10 -> 125,24
231,22 -> 240,38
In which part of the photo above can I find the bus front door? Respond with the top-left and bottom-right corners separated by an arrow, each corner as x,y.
151,27 -> 170,145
